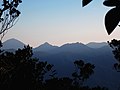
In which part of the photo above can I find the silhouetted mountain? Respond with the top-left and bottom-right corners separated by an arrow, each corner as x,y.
2,38 -> 25,50
2,38 -> 120,90
33,42 -> 58,52
58,42 -> 92,53
33,42 -> 112,77
33,43 -> 120,90
87,42 -> 107,48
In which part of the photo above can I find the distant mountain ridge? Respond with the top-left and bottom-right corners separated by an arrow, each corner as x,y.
86,42 -> 108,48
1,38 -> 120,90
2,38 -> 108,50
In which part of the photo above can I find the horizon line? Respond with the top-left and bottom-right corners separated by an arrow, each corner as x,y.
2,38 -> 108,48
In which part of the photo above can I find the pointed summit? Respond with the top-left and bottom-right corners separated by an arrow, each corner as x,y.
42,42 -> 51,46
34,42 -> 58,52
2,38 -> 25,50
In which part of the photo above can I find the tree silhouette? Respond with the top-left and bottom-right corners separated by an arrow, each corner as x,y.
0,0 -> 22,62
0,0 -> 22,43
108,39 -> 120,72
72,60 -> 95,87
82,0 -> 120,35
0,45 -> 108,90
44,60 -> 107,90
0,45 -> 55,90
0,1 -> 111,89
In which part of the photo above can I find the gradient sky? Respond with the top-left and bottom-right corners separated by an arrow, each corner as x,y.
2,0 -> 120,47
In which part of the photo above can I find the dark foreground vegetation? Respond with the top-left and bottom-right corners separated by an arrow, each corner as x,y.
0,0 -> 120,90
0,42 -> 108,90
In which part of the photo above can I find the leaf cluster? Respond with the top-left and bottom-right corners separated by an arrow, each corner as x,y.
0,0 -> 22,18
108,39 -> 120,72
82,0 -> 120,35
0,0 -> 22,40
72,60 -> 95,86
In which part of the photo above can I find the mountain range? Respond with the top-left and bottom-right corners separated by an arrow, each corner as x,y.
1,38 -> 120,90
2,38 -> 108,50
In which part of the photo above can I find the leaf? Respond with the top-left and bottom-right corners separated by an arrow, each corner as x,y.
82,0 -> 92,7
105,8 -> 120,35
103,0 -> 120,7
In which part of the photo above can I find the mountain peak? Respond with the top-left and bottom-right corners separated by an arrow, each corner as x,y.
2,38 -> 25,50
34,42 -> 58,52
4,38 -> 19,42
42,42 -> 51,46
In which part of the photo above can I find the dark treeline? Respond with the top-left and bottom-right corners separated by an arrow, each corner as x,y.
0,43 -> 108,90
0,0 -> 120,90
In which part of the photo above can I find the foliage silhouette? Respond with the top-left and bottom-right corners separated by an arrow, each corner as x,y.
0,0 -> 110,89
44,59 -> 107,90
103,0 -> 120,7
82,0 -> 120,35
0,45 -> 108,90
105,7 -> 120,35
0,0 -> 22,40
108,39 -> 120,72
82,0 -> 92,7
0,45 -> 55,90
72,60 -> 95,87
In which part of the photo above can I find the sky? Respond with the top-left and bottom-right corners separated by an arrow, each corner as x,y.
2,0 -> 120,47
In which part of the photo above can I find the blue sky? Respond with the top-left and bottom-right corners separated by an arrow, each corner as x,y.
3,0 -> 120,47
